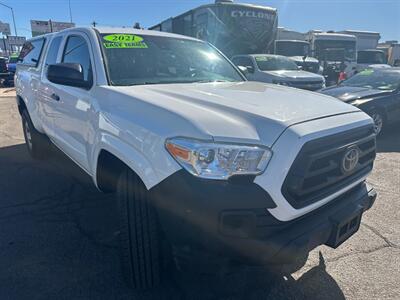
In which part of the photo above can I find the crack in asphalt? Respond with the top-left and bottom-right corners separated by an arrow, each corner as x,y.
362,223 -> 400,249
324,244 -> 394,264
44,160 -> 119,250
315,222 -> 400,266
0,130 -> 24,142
366,180 -> 400,196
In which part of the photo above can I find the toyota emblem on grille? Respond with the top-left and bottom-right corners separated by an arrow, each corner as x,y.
342,147 -> 360,174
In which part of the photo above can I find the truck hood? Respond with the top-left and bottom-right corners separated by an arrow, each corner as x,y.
105,81 -> 359,146
263,70 -> 324,81
320,85 -> 394,102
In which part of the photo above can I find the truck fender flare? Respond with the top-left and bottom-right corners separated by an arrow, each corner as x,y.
92,133 -> 176,191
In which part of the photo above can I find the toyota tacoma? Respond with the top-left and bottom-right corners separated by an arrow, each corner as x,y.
15,27 -> 377,289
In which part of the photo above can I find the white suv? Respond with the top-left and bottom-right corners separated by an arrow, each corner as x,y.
231,54 -> 325,91
15,27 -> 377,289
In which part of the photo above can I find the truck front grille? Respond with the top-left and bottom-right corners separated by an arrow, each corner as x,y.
282,125 -> 376,209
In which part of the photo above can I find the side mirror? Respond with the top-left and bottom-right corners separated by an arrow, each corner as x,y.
47,63 -> 91,89
237,65 -> 249,76
246,65 -> 255,74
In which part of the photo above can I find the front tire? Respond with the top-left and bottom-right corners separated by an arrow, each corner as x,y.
117,168 -> 163,289
21,110 -> 50,159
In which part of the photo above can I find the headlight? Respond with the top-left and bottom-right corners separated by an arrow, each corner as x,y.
165,138 -> 272,180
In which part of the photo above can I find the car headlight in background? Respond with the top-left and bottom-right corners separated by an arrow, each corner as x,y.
349,98 -> 371,106
165,138 -> 272,180
273,80 -> 289,86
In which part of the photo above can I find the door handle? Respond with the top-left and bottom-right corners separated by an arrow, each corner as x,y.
51,93 -> 60,101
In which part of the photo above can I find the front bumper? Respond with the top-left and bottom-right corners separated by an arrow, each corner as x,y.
151,170 -> 377,265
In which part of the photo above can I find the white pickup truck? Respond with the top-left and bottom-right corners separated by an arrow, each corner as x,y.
15,27 -> 377,289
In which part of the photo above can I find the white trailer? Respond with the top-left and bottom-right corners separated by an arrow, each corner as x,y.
339,30 -> 380,51
306,32 -> 357,85
378,42 -> 400,66
277,27 -> 307,41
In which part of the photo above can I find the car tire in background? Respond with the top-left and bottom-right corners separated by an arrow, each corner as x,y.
21,110 -> 50,159
368,109 -> 386,136
117,168 -> 166,289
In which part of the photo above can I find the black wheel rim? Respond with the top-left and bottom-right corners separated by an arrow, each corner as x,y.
372,113 -> 383,135
24,120 -> 33,150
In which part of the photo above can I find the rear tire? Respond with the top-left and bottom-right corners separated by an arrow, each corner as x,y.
21,110 -> 50,159
117,168 -> 163,289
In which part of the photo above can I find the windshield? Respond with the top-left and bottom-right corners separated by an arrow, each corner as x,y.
275,41 -> 309,57
341,69 -> 400,90
315,40 -> 356,62
255,56 -> 298,71
357,51 -> 387,64
100,34 -> 243,86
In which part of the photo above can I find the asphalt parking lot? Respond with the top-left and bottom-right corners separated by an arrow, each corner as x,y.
0,88 -> 399,299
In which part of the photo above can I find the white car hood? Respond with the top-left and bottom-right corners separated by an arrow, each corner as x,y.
104,81 -> 359,146
263,70 -> 324,81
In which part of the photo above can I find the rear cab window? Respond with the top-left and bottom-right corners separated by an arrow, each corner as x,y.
18,38 -> 46,67
45,36 -> 63,67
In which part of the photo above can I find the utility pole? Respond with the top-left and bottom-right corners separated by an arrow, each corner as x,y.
0,2 -> 18,37
68,0 -> 73,23
49,19 -> 53,32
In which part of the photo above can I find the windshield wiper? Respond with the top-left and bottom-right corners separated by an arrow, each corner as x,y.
114,79 -> 236,86
194,79 -> 234,83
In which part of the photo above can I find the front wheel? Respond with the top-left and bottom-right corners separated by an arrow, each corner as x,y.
117,168 -> 164,289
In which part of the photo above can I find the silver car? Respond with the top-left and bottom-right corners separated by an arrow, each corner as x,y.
232,54 -> 326,91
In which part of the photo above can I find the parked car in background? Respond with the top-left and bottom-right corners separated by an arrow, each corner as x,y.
320,68 -> 400,135
232,54 -> 325,90
5,55 -> 18,86
6,55 -> 18,73
356,49 -> 391,73
0,57 -> 8,84
0,56 -> 18,87
274,40 -> 323,74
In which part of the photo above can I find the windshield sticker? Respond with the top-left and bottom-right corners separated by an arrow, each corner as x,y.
255,56 -> 269,61
103,34 -> 148,49
359,69 -> 374,76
